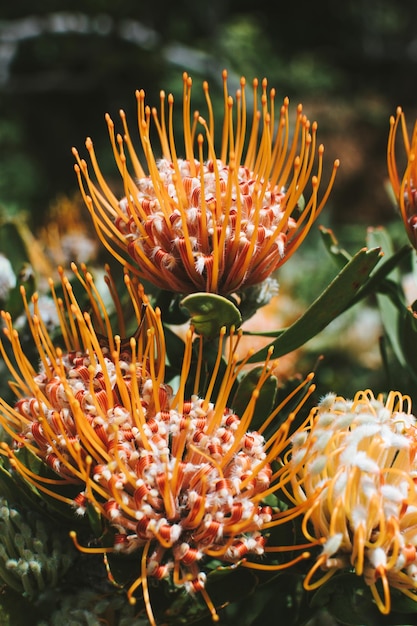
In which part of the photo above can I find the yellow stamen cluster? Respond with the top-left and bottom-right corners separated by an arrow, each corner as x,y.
0,265 -> 314,625
288,389 -> 417,614
73,71 -> 339,295
388,107 -> 417,248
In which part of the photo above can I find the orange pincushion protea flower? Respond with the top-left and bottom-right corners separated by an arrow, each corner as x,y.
287,389 -> 417,615
0,266 -> 314,625
388,107 -> 417,248
73,71 -> 339,296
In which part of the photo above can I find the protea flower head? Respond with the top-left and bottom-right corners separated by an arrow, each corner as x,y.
0,265 -> 315,624
388,107 -> 417,248
288,389 -> 417,615
73,71 -> 339,296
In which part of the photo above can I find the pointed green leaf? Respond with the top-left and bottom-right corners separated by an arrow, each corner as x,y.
247,247 -> 382,362
180,292 -> 242,337
349,243 -> 411,308
311,573 -> 385,626
0,460 -> 21,503
366,227 -> 407,366
399,302 -> 417,380
13,448 -> 84,524
319,225 -> 352,269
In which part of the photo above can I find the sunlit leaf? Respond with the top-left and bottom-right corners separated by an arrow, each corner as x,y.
399,301 -> 417,380
319,225 -> 352,269
367,227 -> 407,367
247,247 -> 382,362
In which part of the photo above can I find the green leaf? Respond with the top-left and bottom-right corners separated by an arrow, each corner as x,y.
366,227 -> 408,367
0,460 -> 21,503
180,293 -> 242,337
12,448 -> 85,525
247,247 -> 382,362
349,243 -> 411,309
311,573 -> 382,626
399,302 -> 417,380
311,572 -> 417,625
319,225 -> 352,269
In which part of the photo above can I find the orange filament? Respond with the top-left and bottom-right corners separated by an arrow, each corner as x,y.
242,551 -> 311,571
199,585 -> 220,623
369,570 -> 391,615
303,553 -> 338,591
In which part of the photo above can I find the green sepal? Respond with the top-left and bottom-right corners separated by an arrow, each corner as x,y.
350,239 -> 411,308
231,367 -> 277,431
180,293 -> 242,337
247,246 -> 382,362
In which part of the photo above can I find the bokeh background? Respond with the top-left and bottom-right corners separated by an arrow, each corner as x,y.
1,0 -> 417,397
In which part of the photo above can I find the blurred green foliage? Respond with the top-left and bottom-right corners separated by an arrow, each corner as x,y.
0,0 -> 416,224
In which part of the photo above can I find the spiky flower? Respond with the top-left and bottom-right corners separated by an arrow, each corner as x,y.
288,389 -> 417,614
0,265 -> 313,624
73,71 -> 339,296
388,107 -> 417,248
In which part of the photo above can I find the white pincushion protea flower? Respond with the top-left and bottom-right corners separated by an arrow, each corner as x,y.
288,389 -> 417,614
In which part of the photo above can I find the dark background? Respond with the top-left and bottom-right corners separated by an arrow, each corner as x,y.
1,0 -> 417,229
